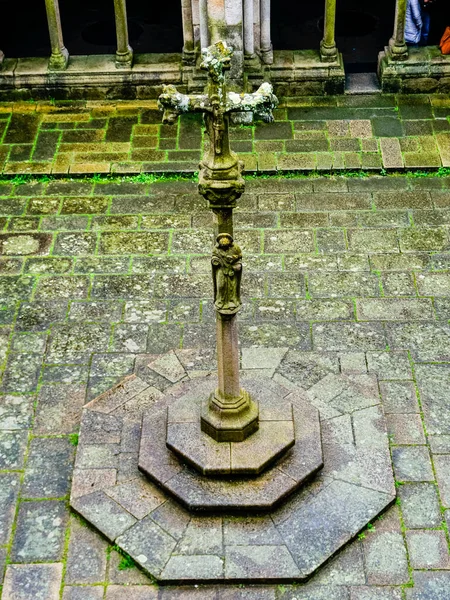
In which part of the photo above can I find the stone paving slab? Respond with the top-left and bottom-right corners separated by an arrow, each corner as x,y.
70,350 -> 394,583
0,95 -> 449,176
1,175 -> 450,597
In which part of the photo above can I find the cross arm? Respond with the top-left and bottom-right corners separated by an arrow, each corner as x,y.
226,82 -> 278,122
158,85 -> 210,124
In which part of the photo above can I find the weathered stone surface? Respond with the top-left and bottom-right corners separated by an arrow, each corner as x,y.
70,351 -> 394,583
11,500 -> 68,562
2,563 -> 63,600
65,518 -> 108,584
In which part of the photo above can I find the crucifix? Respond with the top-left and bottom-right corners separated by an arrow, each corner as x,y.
159,41 -> 278,442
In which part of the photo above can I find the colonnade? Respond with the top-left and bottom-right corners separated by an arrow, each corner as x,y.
0,0 -> 410,72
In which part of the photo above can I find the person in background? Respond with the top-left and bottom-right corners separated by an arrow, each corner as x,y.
405,0 -> 435,46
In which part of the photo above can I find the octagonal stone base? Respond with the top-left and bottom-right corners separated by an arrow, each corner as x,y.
140,377 -> 318,510
201,389 -> 260,443
70,349 -> 396,584
165,382 -> 295,476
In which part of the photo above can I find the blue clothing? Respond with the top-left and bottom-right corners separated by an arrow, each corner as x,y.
405,0 -> 430,44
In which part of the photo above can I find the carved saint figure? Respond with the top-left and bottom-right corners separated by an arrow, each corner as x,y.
212,233 -> 242,315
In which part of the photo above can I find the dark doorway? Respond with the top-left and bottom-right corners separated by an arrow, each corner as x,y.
0,0 -> 50,57
271,0 -> 395,72
0,0 -> 183,58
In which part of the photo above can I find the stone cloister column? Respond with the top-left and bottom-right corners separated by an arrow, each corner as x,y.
45,0 -> 69,70
0,49 -> 4,69
199,0 -> 209,49
388,0 -> 408,60
260,0 -> 273,64
181,0 -> 196,64
320,0 -> 338,62
114,0 -> 133,68
243,0 -> 255,60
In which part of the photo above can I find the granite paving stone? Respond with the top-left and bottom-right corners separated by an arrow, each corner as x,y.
433,455 -> 450,507
392,446 -> 434,482
363,532 -> 409,585
2,563 -> 63,600
105,587 -> 158,600
11,500 -> 68,562
22,437 -> 74,498
405,571 -> 450,600
0,430 -> 28,469
62,588 -> 105,600
0,473 -> 20,545
406,530 -> 450,569
65,518 -> 108,584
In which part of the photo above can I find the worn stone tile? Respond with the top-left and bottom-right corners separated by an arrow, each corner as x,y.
0,473 -> 20,544
357,298 -> 432,321
350,588 -> 402,600
0,394 -> 34,430
308,272 -> 381,298
1,352 -> 42,392
415,363 -> 450,435
364,531 -> 409,585
278,585 -> 349,600
406,530 -> 450,569
387,322 -> 450,362
0,430 -> 28,469
392,446 -> 434,482
65,518 -> 108,584
46,323 -> 111,363
62,587 -> 104,600
34,276 -> 90,300
72,491 -> 136,541
386,414 -> 425,445
313,322 -> 386,352
310,542 -> 366,586
2,563 -> 63,600
106,586 -> 158,599
225,545 -> 298,579
69,301 -> 124,322
379,381 -> 418,414
405,571 -> 450,600
434,455 -> 450,507
11,500 -> 68,562
16,300 -> 68,331
115,515 -> 178,577
34,384 -> 86,435
22,437 -> 74,498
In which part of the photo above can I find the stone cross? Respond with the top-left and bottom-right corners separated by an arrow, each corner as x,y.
159,41 -> 278,442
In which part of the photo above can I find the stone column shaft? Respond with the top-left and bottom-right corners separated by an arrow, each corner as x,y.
260,0 -> 273,64
0,49 -> 4,69
45,0 -> 69,70
213,209 -> 234,237
199,0 -> 209,48
114,0 -> 133,68
181,0 -> 196,63
320,0 -> 338,62
388,0 -> 408,60
216,314 -> 241,401
244,0 -> 255,57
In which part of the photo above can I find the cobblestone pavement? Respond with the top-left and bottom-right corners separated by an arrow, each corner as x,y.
0,174 -> 450,598
1,95 -> 450,176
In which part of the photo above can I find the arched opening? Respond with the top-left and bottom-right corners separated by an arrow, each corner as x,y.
0,0 -> 184,59
271,0 -> 395,72
0,0 -> 50,57
60,0 -> 183,55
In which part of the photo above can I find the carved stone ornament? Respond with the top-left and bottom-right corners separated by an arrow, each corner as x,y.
212,233 -> 242,315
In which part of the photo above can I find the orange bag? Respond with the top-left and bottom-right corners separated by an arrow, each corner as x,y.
440,26 -> 450,55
